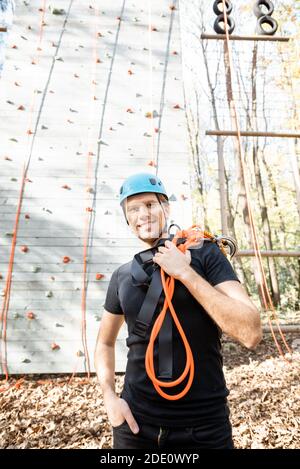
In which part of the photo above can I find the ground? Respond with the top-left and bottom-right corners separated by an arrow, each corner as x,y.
0,334 -> 299,449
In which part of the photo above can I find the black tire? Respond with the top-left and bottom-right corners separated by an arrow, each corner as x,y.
213,0 -> 233,16
253,0 -> 274,18
256,15 -> 278,35
213,14 -> 235,35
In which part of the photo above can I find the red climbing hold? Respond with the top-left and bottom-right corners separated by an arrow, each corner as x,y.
51,343 -> 60,350
147,160 -> 157,167
21,245 -> 28,253
96,273 -> 105,280
25,214 -> 30,219
18,105 -> 25,111
86,207 -> 93,212
62,184 -> 71,190
26,311 -> 35,320
173,104 -> 181,109
126,108 -> 134,113
128,69 -> 133,75
63,256 -> 71,264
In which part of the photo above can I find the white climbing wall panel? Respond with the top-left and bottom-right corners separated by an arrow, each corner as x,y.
0,0 -> 191,374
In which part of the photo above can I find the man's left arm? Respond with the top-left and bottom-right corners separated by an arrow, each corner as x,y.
178,267 -> 262,349
153,240 -> 262,350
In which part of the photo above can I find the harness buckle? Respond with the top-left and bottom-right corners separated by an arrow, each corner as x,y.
133,319 -> 149,338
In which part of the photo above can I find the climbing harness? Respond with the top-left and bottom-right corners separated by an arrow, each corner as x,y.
129,224 -> 237,400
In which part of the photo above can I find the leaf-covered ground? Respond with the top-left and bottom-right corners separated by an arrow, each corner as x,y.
0,334 -> 299,449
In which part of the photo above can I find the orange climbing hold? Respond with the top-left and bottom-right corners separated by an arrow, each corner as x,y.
63,256 -> 71,264
95,273 -> 105,280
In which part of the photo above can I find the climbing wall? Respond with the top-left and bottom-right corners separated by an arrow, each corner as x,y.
0,1 -> 15,75
0,0 -> 191,374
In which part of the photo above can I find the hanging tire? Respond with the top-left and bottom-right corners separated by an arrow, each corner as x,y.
253,0 -> 274,18
256,15 -> 278,35
213,14 -> 235,35
213,0 -> 233,16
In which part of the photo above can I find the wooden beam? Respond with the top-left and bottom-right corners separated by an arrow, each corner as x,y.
263,325 -> 300,333
0,27 -> 8,32
206,130 -> 300,138
201,33 -> 290,42
236,250 -> 300,258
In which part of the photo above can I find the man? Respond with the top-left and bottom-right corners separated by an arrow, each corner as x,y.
94,172 -> 262,449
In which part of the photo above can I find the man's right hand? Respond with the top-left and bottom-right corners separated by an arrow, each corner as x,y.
104,393 -> 140,434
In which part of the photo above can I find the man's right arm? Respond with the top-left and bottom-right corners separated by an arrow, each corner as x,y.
94,309 -> 124,399
94,310 -> 139,433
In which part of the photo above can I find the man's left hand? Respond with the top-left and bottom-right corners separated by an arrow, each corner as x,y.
152,240 -> 191,280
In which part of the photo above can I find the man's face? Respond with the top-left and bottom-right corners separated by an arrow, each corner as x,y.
125,192 -> 170,245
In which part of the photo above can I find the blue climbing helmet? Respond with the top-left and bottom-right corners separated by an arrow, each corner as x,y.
119,172 -> 168,205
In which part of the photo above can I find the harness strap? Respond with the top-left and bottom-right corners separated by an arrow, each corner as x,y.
130,237 -> 175,379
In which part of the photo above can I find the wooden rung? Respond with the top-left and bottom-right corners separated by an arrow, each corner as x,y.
201,33 -> 290,42
206,130 -> 300,138
236,250 -> 300,258
262,325 -> 300,333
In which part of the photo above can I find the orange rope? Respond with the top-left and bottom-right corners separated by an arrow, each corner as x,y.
145,225 -> 219,400
221,0 -> 292,361
0,0 -> 47,392
69,1 -> 102,383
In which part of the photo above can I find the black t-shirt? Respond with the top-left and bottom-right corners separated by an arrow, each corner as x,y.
104,241 -> 241,427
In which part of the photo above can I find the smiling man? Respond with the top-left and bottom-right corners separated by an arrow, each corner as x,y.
94,172 -> 262,449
